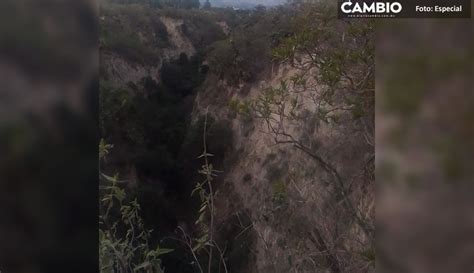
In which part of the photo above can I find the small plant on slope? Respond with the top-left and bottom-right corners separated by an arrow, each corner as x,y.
99,139 -> 172,273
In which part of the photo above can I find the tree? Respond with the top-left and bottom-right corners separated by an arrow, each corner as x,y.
232,2 -> 375,271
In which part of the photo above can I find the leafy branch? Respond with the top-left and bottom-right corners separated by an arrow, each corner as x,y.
179,110 -> 228,273
99,139 -> 172,273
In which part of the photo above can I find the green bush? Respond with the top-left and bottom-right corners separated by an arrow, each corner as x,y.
181,15 -> 226,51
99,143 -> 172,273
272,180 -> 287,204
207,7 -> 292,85
100,4 -> 169,65
161,53 -> 205,95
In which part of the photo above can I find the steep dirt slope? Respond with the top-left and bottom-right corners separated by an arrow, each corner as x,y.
193,62 -> 374,272
100,5 -> 374,272
101,15 -> 195,86
160,16 -> 196,59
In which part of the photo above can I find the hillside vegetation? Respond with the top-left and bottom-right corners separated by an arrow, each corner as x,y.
99,1 -> 374,272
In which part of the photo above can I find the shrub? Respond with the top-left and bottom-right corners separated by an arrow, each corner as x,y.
99,143 -> 172,273
272,179 -> 287,205
207,7 -> 293,85
100,3 -> 169,65
181,15 -> 226,51
160,53 -> 205,95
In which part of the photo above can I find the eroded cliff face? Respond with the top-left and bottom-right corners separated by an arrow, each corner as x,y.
160,16 -> 196,59
102,49 -> 373,273
101,15 -> 196,86
100,6 -> 374,273
193,62 -> 374,273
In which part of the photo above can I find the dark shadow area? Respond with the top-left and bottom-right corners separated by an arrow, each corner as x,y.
0,1 -> 99,272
